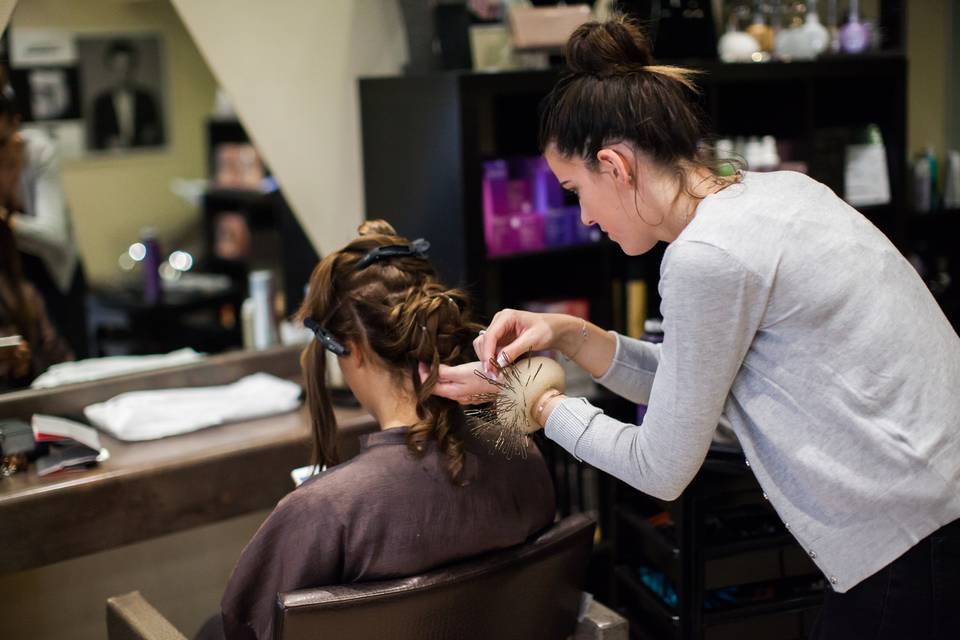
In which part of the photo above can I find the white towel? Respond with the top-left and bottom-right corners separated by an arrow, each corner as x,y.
31,349 -> 204,389
84,373 -> 302,441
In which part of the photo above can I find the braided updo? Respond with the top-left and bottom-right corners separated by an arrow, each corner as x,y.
296,219 -> 481,484
539,14 -> 741,200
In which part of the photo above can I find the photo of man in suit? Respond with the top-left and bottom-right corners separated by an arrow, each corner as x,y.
89,39 -> 164,150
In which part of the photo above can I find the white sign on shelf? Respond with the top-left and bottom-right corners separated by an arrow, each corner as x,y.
845,144 -> 891,207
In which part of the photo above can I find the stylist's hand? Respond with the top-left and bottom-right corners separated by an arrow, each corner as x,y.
419,361 -> 497,405
474,309 -> 569,375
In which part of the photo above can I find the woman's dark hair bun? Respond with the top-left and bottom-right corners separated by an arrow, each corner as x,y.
564,15 -> 655,76
357,219 -> 398,237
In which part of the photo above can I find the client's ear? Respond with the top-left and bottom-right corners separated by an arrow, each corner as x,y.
340,340 -> 365,368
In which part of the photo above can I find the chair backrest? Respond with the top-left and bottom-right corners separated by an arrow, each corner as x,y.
275,513 -> 596,640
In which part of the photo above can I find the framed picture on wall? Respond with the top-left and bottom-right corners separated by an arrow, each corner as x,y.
76,34 -> 167,153
7,28 -> 86,159
9,66 -> 82,121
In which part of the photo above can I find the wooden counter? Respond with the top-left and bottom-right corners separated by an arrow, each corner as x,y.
0,346 -> 377,574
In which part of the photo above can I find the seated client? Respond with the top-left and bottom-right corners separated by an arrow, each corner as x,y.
217,220 -> 556,640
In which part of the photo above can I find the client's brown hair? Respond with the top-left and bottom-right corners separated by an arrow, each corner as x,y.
295,219 -> 482,484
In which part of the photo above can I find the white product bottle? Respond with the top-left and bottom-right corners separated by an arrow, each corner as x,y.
718,8 -> 762,62
744,136 -> 764,170
801,0 -> 830,57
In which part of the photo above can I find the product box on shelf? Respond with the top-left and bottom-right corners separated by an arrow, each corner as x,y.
485,212 -> 545,256
544,206 -> 579,247
483,156 -> 596,256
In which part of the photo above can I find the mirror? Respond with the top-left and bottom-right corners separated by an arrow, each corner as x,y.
0,0 -> 318,395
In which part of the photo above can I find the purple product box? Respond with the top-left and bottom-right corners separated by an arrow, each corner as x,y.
575,219 -> 603,244
544,207 -> 577,248
485,212 -> 545,257
524,156 -> 566,212
483,160 -> 532,219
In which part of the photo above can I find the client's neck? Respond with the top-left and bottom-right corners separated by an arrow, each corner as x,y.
362,376 -> 421,431
375,397 -> 421,431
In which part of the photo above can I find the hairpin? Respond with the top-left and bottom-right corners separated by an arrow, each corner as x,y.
355,238 -> 430,270
304,317 -> 351,356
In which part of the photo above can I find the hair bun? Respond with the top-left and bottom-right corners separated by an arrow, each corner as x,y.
357,219 -> 398,237
564,15 -> 655,76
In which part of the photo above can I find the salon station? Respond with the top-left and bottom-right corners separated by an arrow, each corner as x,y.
1,1 -> 958,640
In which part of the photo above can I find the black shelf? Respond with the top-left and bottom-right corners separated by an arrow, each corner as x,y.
615,566 -> 679,632
702,533 -> 798,561
615,565 -> 823,634
906,209 -> 960,231
616,502 -> 801,564
382,51 -> 906,85
704,594 -> 824,626
485,238 -> 613,264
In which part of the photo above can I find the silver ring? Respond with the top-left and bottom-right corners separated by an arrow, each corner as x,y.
478,329 -> 486,336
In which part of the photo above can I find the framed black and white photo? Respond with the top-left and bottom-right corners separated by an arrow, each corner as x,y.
76,34 -> 166,152
9,67 -> 82,121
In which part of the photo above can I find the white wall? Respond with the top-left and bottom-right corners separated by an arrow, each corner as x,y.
169,0 -> 408,255
907,0 -> 951,158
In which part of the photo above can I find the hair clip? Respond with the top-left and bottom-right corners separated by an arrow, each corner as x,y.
355,238 -> 430,270
304,317 -> 351,356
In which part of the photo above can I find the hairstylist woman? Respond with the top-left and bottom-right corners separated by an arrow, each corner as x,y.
429,16 -> 960,640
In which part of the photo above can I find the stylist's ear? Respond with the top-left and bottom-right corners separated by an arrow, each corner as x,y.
597,148 -> 632,186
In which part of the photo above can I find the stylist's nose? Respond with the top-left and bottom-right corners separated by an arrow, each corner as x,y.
581,209 -> 593,226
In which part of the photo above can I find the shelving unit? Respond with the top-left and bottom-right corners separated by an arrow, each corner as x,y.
611,451 -> 824,639
359,42 -> 913,640
360,52 -> 909,324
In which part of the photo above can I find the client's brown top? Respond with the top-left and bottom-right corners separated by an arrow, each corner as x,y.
221,427 -> 556,640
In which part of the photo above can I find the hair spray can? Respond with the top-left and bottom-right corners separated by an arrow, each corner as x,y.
249,270 -> 278,350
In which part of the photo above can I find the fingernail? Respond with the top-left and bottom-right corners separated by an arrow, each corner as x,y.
496,352 -> 509,368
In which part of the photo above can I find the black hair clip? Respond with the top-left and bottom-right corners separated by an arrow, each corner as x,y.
355,238 -> 430,270
304,317 -> 351,356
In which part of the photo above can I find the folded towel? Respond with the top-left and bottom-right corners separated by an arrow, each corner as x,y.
31,349 -> 203,389
84,373 -> 302,441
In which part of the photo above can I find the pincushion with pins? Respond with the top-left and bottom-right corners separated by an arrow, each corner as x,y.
465,355 -> 565,458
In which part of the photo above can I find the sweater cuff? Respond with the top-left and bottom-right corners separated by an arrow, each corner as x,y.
544,397 -> 604,461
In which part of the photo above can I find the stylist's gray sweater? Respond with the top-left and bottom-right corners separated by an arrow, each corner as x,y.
546,171 -> 960,592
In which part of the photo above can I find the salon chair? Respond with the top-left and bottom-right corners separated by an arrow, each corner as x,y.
106,513 -> 628,640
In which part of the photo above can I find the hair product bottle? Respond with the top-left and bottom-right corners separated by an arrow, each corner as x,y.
840,0 -> 869,54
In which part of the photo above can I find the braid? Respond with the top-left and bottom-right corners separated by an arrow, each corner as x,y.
297,219 -> 481,484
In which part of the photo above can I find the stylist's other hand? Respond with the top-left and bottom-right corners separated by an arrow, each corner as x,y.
474,309 -> 566,376
419,360 -> 496,405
